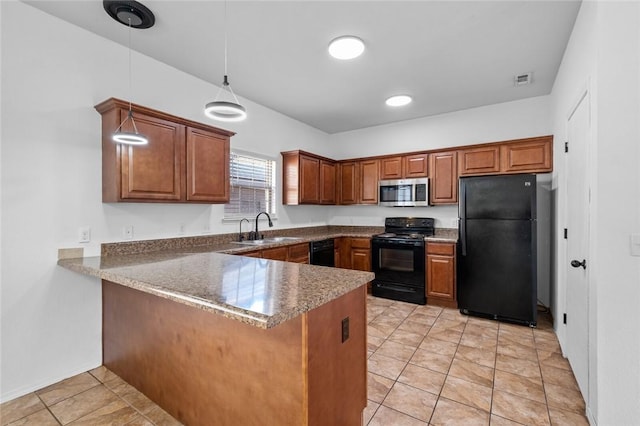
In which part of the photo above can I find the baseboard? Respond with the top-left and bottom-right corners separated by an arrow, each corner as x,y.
0,361 -> 102,404
586,406 -> 597,425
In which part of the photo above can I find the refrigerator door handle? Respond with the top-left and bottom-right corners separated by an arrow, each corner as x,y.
460,219 -> 467,256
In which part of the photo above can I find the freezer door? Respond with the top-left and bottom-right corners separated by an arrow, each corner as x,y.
457,218 -> 537,324
460,175 -> 536,220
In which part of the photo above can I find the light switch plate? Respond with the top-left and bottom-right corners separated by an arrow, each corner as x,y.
631,234 -> 640,256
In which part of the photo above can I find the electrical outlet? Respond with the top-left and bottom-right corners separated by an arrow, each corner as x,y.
178,223 -> 185,235
203,223 -> 210,234
341,317 -> 350,343
123,225 -> 133,240
78,227 -> 91,243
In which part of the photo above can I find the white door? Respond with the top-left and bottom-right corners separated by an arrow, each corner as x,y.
565,89 -> 590,400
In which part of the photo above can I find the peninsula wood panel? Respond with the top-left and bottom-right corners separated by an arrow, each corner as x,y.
102,281 -> 305,426
186,127 -> 229,202
307,285 -> 367,425
102,281 -> 367,426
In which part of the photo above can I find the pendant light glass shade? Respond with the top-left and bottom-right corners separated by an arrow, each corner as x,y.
112,17 -> 148,145
205,2 -> 247,122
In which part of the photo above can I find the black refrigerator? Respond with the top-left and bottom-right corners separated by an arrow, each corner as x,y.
457,174 -> 540,326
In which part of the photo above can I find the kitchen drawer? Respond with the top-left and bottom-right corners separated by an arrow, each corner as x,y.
426,242 -> 455,256
349,238 -> 371,249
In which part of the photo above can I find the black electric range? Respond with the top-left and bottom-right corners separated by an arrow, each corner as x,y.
371,218 -> 435,304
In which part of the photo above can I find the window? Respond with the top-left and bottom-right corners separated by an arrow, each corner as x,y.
224,151 -> 276,220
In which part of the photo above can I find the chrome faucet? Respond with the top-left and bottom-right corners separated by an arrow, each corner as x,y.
238,218 -> 250,242
249,211 -> 273,240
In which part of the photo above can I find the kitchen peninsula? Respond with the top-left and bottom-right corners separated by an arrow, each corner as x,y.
58,238 -> 375,426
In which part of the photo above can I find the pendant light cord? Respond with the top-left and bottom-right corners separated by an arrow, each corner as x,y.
212,0 -> 241,104
128,17 -> 132,113
115,17 -> 139,134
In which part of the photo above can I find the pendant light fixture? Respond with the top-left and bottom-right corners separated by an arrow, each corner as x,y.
204,1 -> 247,122
112,15 -> 148,145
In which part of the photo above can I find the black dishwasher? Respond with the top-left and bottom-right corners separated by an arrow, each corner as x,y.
309,239 -> 335,267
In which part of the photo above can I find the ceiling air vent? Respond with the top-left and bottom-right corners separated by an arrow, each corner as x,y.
514,72 -> 533,87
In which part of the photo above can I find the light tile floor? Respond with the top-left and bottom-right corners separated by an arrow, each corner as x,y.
365,296 -> 589,425
1,296 -> 588,425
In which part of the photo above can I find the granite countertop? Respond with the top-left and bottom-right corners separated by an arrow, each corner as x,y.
57,225 -> 456,329
59,251 -> 374,329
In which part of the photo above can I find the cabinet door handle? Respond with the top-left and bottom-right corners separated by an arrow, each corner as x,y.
570,259 -> 586,269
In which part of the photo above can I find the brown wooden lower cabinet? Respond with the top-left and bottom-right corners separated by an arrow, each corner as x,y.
261,246 -> 288,261
426,242 -> 457,308
103,281 -> 367,426
238,243 -> 309,264
337,238 -> 372,291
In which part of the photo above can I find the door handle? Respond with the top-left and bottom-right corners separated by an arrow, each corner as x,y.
571,259 -> 587,269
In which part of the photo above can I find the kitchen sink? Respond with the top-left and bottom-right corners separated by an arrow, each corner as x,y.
232,237 -> 303,245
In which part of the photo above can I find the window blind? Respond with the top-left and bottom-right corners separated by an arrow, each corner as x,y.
224,152 -> 276,219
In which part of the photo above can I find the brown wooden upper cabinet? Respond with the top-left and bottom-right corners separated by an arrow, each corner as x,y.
379,156 -> 403,179
359,159 -> 379,204
319,160 -> 337,204
96,98 -> 233,203
458,145 -> 501,176
403,153 -> 429,178
281,151 -> 336,205
429,151 -> 458,205
500,136 -> 553,173
338,160 -> 378,205
338,161 -> 359,205
460,136 -> 553,176
380,154 -> 429,179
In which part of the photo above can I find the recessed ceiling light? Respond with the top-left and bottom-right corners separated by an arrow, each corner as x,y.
385,95 -> 412,107
328,36 -> 365,60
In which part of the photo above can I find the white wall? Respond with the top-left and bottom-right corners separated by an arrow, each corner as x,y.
592,2 -> 640,423
550,1 -> 640,423
330,95 -> 552,160
327,96 -> 552,229
0,1 -> 332,402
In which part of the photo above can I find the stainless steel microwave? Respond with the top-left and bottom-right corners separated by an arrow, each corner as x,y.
378,178 -> 429,207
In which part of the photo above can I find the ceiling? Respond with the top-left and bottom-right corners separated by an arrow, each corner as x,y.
23,1 -> 581,134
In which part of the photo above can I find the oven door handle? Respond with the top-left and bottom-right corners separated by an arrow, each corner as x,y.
374,282 -> 418,293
